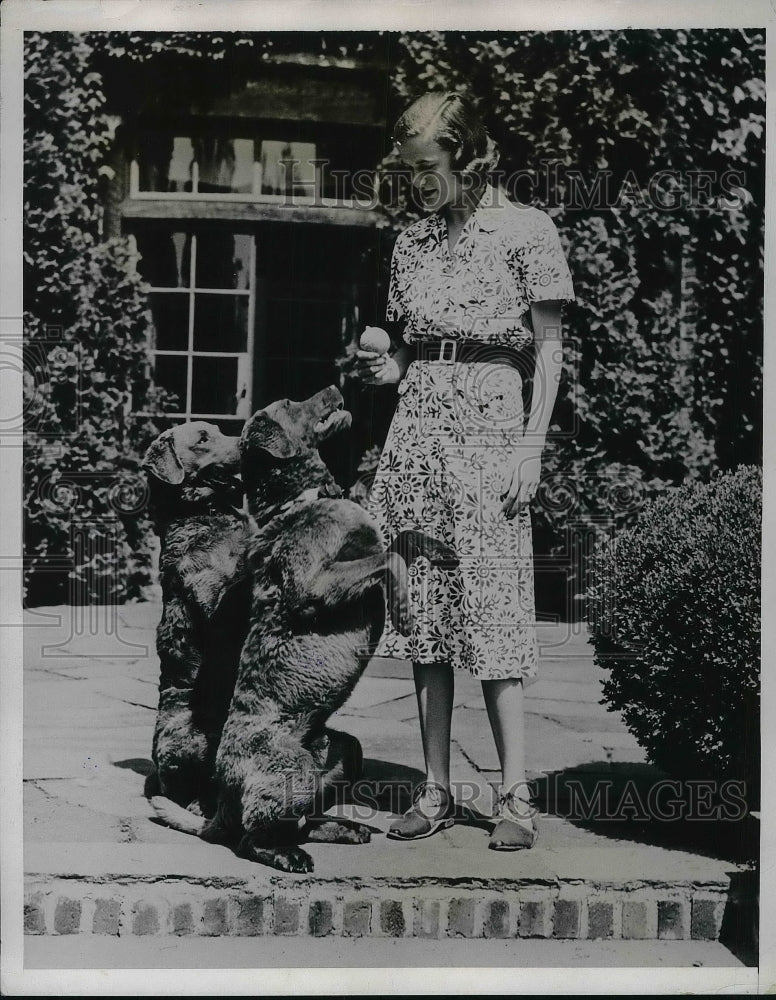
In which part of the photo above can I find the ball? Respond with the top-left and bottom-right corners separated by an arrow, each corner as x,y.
359,326 -> 392,355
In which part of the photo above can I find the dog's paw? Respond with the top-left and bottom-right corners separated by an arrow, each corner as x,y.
237,838 -> 315,872
305,819 -> 371,845
328,824 -> 371,845
392,602 -> 415,637
340,822 -> 371,845
429,543 -> 459,569
277,846 -> 315,873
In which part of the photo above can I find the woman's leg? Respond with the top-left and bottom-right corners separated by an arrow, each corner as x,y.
387,661 -> 454,838
413,660 -> 455,792
481,677 -> 527,796
481,677 -> 536,848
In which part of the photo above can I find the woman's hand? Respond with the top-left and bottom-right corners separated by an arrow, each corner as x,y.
353,349 -> 402,386
501,442 -> 543,519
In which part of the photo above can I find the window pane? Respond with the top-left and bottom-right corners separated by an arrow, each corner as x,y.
194,137 -> 255,194
148,293 -> 189,351
138,135 -> 194,192
191,356 -> 239,415
195,233 -> 252,290
154,355 -> 188,412
260,141 -> 317,196
193,294 -> 248,352
136,231 -> 190,288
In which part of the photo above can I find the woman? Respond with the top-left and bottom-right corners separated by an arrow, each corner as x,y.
355,92 -> 575,850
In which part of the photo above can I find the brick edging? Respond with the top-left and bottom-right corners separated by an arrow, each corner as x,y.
24,877 -> 737,941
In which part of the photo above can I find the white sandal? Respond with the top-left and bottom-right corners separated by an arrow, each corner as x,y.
488,790 -> 538,851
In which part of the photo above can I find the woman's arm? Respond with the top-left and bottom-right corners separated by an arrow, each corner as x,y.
501,299 -> 564,518
524,300 -> 564,447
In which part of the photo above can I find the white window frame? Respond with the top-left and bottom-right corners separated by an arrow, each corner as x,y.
134,230 -> 256,422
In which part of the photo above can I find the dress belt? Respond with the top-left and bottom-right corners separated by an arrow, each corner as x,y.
412,338 -> 526,368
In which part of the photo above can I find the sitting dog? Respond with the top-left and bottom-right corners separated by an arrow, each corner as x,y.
142,421 -> 252,815
152,387 -> 457,871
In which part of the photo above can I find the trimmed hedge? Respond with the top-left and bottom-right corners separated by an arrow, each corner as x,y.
586,465 -> 761,801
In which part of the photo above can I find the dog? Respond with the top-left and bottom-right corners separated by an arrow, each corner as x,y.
151,387 -> 458,871
142,420 -> 252,815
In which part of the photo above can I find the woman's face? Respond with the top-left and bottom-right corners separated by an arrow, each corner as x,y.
396,133 -> 463,212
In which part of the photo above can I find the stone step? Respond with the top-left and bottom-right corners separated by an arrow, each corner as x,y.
23,843 -> 756,944
23,874 -> 741,944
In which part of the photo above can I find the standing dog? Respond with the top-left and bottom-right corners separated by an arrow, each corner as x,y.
143,421 -> 252,814
152,387 -> 457,871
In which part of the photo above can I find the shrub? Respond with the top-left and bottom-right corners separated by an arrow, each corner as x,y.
586,465 -> 761,802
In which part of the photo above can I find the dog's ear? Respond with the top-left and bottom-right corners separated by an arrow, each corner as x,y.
245,413 -> 300,460
143,432 -> 185,485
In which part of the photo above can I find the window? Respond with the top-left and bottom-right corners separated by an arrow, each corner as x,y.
133,228 -> 255,428
124,119 -> 382,431
260,141 -> 318,197
131,129 -> 373,205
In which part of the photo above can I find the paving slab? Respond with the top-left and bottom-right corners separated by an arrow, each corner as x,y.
23,744 -> 114,782
24,783 -> 132,844
522,678 -> 605,703
23,827 -> 738,887
89,675 -> 159,710
334,676 -> 416,711
338,691 -> 419,723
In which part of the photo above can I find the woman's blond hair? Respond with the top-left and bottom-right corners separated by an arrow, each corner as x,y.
392,91 -> 500,181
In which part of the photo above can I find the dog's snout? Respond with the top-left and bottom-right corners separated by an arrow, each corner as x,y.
313,385 -> 343,411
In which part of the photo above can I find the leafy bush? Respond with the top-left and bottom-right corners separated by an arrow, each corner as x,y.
586,465 -> 761,801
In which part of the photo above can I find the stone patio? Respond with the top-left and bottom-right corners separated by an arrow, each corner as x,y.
21,600 -> 757,960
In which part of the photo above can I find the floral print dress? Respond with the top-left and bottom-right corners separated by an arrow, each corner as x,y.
367,184 -> 575,679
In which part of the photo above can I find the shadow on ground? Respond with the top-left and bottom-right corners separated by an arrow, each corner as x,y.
532,762 -> 759,865
114,757 -> 155,777
718,869 -> 759,967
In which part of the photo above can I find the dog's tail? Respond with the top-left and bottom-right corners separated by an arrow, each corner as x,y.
388,529 -> 459,569
150,796 -> 206,836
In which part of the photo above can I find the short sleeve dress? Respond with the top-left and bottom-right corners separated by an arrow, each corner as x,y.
366,184 -> 575,679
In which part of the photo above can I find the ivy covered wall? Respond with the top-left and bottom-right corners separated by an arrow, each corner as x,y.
23,29 -> 764,608
24,32 -> 169,605
381,30 -> 764,606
